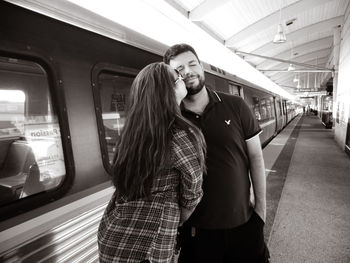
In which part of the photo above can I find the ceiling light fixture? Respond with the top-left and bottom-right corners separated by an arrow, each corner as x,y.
287,42 -> 295,71
288,63 -> 295,71
273,0 -> 286,44
293,74 -> 298,82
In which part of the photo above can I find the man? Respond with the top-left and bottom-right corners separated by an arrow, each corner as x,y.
164,44 -> 269,263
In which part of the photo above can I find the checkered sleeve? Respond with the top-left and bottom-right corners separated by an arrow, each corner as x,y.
172,129 -> 203,210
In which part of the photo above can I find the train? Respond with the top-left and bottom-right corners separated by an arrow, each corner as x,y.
0,1 -> 300,262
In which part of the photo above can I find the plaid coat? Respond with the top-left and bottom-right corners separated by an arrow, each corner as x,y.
98,128 -> 204,263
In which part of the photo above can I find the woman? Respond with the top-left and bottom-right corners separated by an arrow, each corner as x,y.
98,62 -> 206,263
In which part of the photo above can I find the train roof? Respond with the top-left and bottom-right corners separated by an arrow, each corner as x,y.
5,0 -> 296,100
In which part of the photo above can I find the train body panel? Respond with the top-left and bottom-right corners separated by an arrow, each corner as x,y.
0,1 -> 299,261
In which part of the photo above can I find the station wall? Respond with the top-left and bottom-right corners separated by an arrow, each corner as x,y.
335,2 -> 350,150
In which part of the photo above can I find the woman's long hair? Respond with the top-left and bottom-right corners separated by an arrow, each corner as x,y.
113,62 -> 205,200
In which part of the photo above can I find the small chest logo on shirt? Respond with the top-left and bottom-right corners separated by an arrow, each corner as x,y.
225,119 -> 231,125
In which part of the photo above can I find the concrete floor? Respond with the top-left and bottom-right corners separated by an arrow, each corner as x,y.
267,115 -> 350,263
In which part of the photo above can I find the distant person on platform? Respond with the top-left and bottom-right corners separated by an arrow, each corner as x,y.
98,62 -> 206,263
164,43 -> 270,263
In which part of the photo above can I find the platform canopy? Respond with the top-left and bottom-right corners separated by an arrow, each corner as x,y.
9,0 -> 349,100
163,0 -> 346,97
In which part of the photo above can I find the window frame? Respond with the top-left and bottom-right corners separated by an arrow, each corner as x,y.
228,82 -> 241,96
0,49 -> 74,221
346,118 -> 350,157
91,63 -> 139,175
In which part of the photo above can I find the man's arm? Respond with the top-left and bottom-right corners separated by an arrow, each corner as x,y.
179,206 -> 196,226
246,134 -> 266,222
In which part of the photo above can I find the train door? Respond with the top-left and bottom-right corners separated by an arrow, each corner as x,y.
278,97 -> 285,129
273,97 -> 280,134
282,100 -> 288,124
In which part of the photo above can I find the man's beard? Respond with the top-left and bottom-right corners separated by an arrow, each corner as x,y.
185,74 -> 205,96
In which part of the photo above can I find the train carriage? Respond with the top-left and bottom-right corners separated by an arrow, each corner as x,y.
0,1 -> 298,262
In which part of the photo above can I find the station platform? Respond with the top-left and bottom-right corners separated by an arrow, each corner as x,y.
263,114 -> 350,263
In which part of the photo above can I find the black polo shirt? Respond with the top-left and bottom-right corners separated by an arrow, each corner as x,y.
181,88 -> 262,229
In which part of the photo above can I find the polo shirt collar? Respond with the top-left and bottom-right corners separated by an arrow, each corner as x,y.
180,87 -> 222,113
207,87 -> 222,104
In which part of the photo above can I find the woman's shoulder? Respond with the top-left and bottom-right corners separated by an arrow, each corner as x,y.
171,127 -> 190,146
171,127 -> 199,159
173,127 -> 199,153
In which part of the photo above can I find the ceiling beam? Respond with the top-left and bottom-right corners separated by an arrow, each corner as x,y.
254,37 -> 333,69
247,36 -> 333,65
189,0 -> 231,21
235,50 -> 331,70
163,0 -> 188,17
249,16 -> 343,55
271,57 -> 328,82
345,0 -> 350,20
192,21 -> 225,44
257,48 -> 332,70
265,56 -> 328,79
262,69 -> 332,72
276,70 -> 324,88
269,67 -> 327,90
273,74 -> 321,89
163,0 -> 231,43
268,55 -> 328,89
225,0 -> 335,47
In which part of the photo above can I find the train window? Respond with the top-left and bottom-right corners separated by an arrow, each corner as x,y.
260,99 -> 267,120
97,71 -> 134,164
228,83 -> 240,96
0,56 -> 66,207
266,98 -> 275,119
252,97 -> 261,121
251,96 -> 275,123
